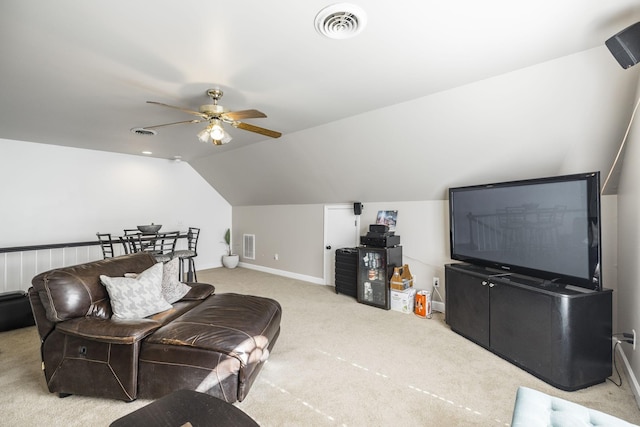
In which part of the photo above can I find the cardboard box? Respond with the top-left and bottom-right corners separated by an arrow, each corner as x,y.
390,288 -> 416,314
390,265 -> 414,291
390,276 -> 413,291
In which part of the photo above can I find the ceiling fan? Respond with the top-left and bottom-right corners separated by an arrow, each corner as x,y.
144,89 -> 282,145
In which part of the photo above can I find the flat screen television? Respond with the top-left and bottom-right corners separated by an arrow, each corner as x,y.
448,172 -> 602,291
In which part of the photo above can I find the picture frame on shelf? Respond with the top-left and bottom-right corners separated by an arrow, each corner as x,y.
376,210 -> 397,231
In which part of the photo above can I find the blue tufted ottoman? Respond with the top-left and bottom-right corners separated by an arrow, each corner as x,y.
511,387 -> 638,426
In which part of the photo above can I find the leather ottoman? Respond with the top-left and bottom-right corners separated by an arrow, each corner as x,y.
138,292 -> 282,403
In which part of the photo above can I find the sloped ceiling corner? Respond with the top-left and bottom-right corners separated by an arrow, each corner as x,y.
190,47 -> 640,206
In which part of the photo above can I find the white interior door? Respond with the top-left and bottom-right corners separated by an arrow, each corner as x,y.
324,204 -> 360,286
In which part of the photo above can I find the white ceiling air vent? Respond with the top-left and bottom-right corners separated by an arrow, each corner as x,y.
315,3 -> 367,40
130,127 -> 157,136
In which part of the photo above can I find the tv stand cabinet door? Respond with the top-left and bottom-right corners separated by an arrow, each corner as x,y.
489,282 -> 553,379
445,267 -> 490,348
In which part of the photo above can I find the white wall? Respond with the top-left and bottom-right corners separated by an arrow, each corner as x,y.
234,204 -> 324,278
355,201 -> 451,293
233,201 -> 452,292
616,79 -> 640,405
0,138 -> 231,292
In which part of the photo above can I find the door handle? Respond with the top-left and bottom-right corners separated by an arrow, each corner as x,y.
326,245 -> 332,250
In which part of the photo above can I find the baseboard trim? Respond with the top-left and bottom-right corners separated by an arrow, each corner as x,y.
616,342 -> 640,409
238,262 -> 447,312
238,262 -> 325,285
433,300 -> 445,313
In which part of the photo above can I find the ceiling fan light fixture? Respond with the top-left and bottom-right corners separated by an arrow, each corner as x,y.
210,121 -> 225,140
197,127 -> 210,143
147,87 -> 280,147
198,121 -> 232,145
223,132 -> 232,143
200,104 -> 225,115
315,3 -> 367,40
212,133 -> 232,146
216,129 -> 233,145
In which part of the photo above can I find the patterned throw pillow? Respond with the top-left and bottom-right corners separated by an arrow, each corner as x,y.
161,258 -> 191,303
100,262 -> 172,319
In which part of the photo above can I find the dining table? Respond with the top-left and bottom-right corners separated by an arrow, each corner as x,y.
116,230 -> 196,281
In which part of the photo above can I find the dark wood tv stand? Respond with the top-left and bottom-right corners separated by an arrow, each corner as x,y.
445,263 -> 612,391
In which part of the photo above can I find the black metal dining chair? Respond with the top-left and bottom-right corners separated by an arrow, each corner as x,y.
122,232 -> 147,254
149,231 -> 179,263
173,227 -> 200,282
96,233 -> 115,259
118,236 -> 130,254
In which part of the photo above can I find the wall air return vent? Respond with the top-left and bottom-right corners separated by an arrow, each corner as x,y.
243,234 -> 255,260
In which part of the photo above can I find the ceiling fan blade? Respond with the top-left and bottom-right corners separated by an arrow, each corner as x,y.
146,101 -> 208,118
233,121 -> 282,138
143,119 -> 201,129
221,109 -> 267,121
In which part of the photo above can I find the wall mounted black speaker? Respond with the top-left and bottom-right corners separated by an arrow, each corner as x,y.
353,202 -> 362,215
606,22 -> 640,69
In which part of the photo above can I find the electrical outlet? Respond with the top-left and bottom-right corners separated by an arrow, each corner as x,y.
274,253 -> 279,261
433,277 -> 440,288
634,329 -> 637,351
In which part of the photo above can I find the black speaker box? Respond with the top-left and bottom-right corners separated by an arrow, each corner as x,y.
360,234 -> 400,248
606,22 -> 640,69
353,202 -> 362,215
366,231 -> 395,238
369,224 -> 389,233
335,248 -> 358,298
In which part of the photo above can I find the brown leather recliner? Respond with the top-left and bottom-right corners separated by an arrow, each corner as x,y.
29,252 -> 282,402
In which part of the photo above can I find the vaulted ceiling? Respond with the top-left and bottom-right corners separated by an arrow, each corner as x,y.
2,1 -> 640,205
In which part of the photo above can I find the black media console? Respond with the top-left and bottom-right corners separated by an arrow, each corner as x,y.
445,263 -> 612,391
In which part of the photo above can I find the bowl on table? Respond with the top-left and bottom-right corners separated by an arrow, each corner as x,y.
137,224 -> 162,234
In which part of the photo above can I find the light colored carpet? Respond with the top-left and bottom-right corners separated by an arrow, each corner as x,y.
2,267 -> 639,426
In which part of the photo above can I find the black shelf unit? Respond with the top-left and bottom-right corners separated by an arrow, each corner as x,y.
357,246 -> 402,310
335,248 -> 358,298
445,263 -> 612,391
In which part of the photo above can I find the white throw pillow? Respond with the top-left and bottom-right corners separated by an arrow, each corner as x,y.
100,262 -> 172,320
123,259 -> 191,304
161,258 -> 191,303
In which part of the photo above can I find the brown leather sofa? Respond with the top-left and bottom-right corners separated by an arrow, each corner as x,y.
28,252 -> 282,403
